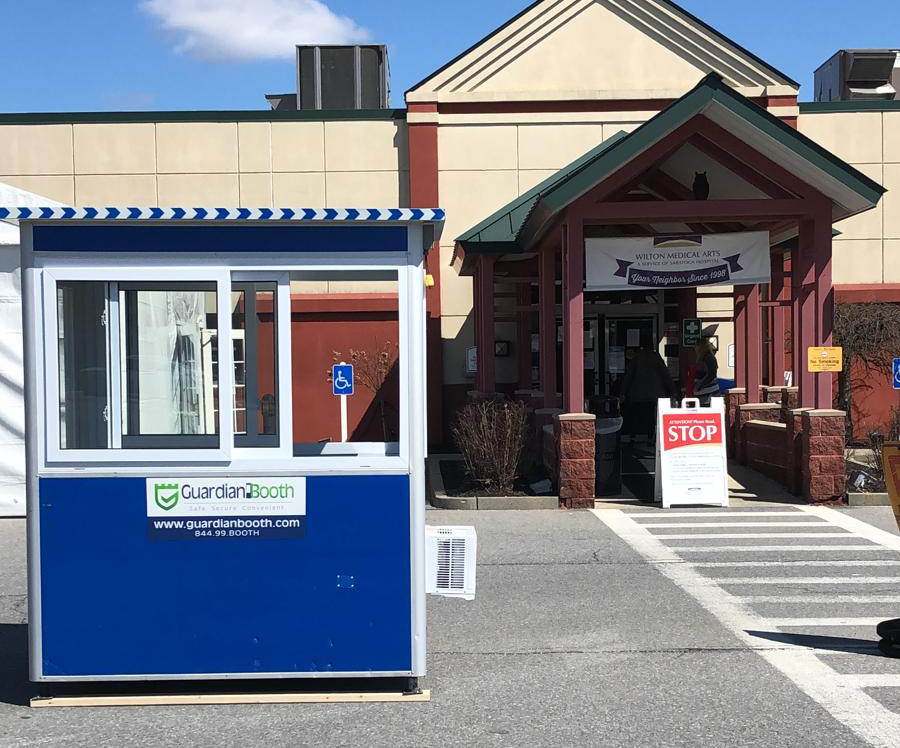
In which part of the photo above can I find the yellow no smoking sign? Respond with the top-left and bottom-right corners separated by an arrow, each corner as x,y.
807,346 -> 843,373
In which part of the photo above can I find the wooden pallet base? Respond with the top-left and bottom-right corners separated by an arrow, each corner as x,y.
30,689 -> 431,708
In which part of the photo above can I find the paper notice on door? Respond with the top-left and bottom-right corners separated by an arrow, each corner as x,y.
626,329 -> 640,347
608,348 -> 625,373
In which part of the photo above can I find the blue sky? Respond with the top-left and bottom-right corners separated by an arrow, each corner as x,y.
1,0 -> 898,112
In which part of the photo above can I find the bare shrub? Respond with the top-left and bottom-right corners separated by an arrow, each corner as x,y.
452,399 -> 529,494
833,302 -> 900,441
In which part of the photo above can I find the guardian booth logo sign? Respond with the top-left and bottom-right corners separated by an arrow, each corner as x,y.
145,477 -> 306,541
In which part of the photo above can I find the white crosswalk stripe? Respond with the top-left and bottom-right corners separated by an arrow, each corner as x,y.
692,560 -> 900,567
668,545 -> 885,552
719,577 -> 900,585
638,521 -> 833,528
651,532 -> 853,539
592,504 -> 900,748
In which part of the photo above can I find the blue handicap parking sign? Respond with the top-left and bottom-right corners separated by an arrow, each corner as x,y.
894,359 -> 900,390
332,364 -> 354,396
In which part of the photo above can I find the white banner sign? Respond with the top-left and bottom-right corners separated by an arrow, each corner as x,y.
586,231 -> 771,291
655,398 -> 729,509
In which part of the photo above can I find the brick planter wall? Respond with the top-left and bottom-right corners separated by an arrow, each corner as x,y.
735,403 -> 781,464
744,420 -> 789,484
554,413 -> 596,509
801,409 -> 847,503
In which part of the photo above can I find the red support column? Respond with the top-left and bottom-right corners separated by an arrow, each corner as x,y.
814,210 -> 834,410
516,284 -> 532,390
474,255 -> 496,393
733,286 -> 748,389
561,220 -> 585,413
771,252 -> 787,388
797,229 -> 814,407
407,103 -> 443,445
539,243 -> 558,408
745,283 -> 762,403
796,220 -> 817,408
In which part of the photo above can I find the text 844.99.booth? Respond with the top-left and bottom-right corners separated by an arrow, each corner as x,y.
11,206 -> 443,685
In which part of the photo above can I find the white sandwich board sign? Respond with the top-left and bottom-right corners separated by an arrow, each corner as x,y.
655,398 -> 729,509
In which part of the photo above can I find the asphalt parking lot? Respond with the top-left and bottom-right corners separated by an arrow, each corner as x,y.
2,505 -> 900,748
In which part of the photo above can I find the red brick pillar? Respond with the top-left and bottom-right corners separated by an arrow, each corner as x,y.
801,409 -> 846,503
783,407 -> 809,495
554,413 -> 596,509
782,387 -> 800,411
724,388 -> 747,458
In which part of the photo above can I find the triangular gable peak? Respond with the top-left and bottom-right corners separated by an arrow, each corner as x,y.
407,0 -> 798,103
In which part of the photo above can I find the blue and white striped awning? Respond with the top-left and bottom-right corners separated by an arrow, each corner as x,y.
0,206 -> 444,222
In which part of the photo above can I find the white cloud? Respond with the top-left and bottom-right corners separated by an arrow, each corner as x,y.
141,0 -> 370,61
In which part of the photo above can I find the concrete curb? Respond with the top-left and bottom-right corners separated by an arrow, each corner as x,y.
847,492 -> 891,507
427,454 -> 559,510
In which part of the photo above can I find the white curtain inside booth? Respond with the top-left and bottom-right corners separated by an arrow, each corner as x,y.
133,290 -> 209,435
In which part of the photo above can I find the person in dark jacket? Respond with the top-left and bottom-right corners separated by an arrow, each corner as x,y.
693,337 -> 720,406
621,346 -> 674,439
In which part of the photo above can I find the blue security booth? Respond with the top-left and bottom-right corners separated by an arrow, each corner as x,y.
11,205 -> 443,687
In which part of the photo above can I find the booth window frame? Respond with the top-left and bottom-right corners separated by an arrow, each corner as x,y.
42,266 -> 235,464
35,245 -> 422,472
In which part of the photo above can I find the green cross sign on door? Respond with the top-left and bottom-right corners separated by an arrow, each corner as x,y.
683,318 -> 703,346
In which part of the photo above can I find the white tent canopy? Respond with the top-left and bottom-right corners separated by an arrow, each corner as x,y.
0,183 -> 66,517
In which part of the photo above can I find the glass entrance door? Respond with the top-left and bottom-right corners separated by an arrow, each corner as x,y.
604,317 -> 657,398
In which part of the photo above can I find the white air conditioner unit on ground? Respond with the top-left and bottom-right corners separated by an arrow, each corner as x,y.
425,526 -> 477,600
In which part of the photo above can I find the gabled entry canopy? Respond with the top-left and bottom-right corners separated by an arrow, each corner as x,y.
453,74 -> 885,275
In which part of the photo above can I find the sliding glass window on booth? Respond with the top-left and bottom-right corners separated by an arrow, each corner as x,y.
45,266 -> 406,465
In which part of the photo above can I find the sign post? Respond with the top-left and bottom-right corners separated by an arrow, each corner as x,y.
655,397 -> 729,508
332,363 -> 354,442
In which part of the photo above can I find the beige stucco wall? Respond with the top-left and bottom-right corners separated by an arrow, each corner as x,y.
0,119 -> 409,208
798,110 -> 899,285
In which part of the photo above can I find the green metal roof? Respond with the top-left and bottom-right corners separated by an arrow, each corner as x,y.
799,100 -> 900,113
455,73 -> 886,261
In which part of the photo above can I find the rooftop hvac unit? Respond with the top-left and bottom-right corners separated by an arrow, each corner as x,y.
815,49 -> 900,102
296,45 -> 390,110
426,525 -> 477,600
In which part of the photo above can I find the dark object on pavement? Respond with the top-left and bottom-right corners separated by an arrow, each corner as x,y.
876,618 -> 900,658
